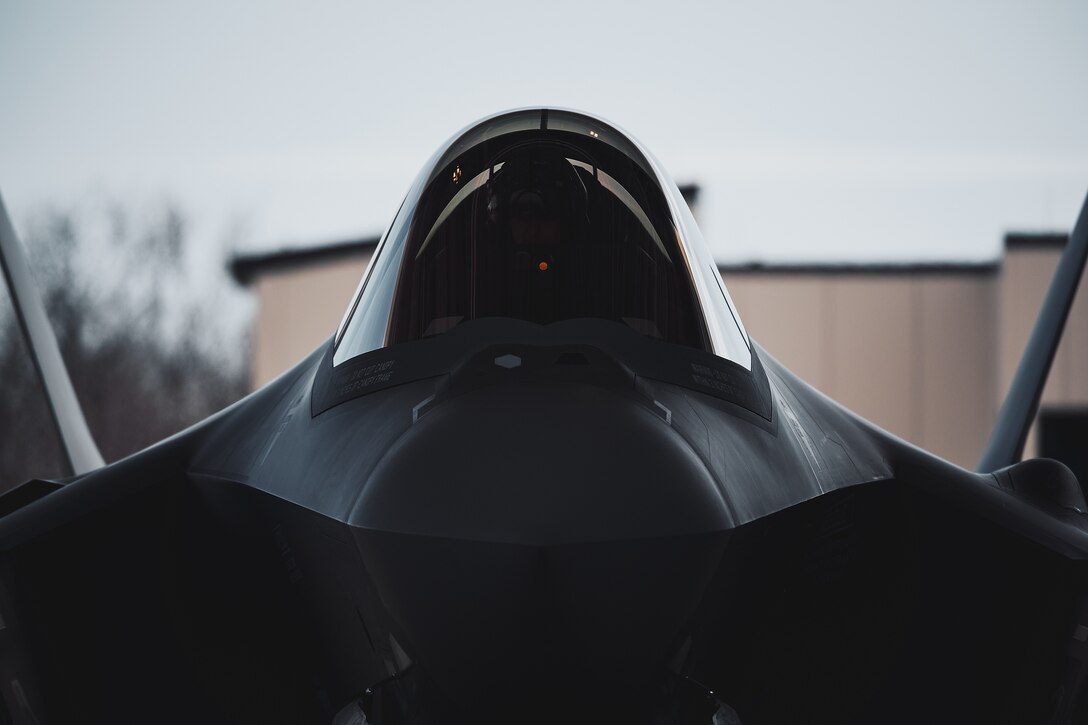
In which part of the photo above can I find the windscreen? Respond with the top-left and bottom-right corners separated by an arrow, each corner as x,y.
335,109 -> 753,369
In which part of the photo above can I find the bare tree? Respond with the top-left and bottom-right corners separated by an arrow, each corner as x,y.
0,202 -> 248,490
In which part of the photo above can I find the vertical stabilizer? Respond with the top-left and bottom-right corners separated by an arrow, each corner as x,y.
978,190 -> 1088,473
0,191 -> 103,476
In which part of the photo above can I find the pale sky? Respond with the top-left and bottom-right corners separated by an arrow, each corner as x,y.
2,0 -> 1086,266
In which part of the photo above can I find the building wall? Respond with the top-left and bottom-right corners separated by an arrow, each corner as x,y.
915,275 -> 1000,464
250,251 -> 372,387
725,272 -> 997,467
242,242 -> 1088,471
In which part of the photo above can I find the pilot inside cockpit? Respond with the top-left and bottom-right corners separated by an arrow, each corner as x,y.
479,150 -> 590,325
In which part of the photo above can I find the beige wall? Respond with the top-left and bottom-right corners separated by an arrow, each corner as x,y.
726,273 -> 997,466
915,276 -> 1000,463
243,242 -> 1088,471
725,244 -> 1088,469
250,251 -> 372,387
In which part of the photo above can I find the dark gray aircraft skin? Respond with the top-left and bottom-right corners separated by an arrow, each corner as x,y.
1,108 -> 1088,725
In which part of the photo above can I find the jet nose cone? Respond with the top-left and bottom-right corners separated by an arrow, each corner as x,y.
347,380 -> 733,716
351,381 -> 731,544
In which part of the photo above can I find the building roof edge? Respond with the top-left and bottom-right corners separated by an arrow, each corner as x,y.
719,260 -> 1000,276
230,236 -> 381,285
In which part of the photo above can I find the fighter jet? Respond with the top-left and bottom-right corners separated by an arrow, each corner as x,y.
1,108 -> 1087,725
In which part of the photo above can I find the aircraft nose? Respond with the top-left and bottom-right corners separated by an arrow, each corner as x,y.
345,377 -> 734,716
349,379 -> 731,544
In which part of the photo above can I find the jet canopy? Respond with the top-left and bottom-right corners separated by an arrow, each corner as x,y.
335,109 -> 751,369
